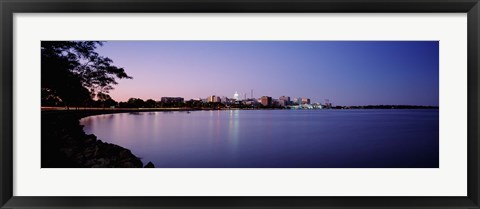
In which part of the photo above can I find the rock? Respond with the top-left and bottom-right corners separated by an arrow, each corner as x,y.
84,135 -> 96,144
85,159 -> 96,167
42,112 -> 146,168
60,148 -> 74,158
121,162 -> 134,167
144,162 -> 155,168
96,158 -> 110,167
83,146 -> 95,158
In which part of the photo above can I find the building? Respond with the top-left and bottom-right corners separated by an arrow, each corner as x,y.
260,96 -> 272,106
272,99 -> 281,107
208,95 -> 221,103
301,98 -> 311,104
161,97 -> 184,103
313,102 -> 323,109
220,96 -> 229,104
233,91 -> 240,101
279,96 -> 291,106
279,96 -> 290,102
324,99 -> 333,109
293,97 -> 302,105
243,99 -> 258,106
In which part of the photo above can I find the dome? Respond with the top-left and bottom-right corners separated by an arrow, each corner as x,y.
233,91 -> 240,100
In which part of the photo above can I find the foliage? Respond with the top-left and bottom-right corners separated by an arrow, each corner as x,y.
145,99 -> 157,108
118,98 -> 146,108
41,41 -> 131,107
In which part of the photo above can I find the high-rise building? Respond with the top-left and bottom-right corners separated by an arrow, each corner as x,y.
208,95 -> 221,103
294,97 -> 302,105
220,96 -> 229,104
324,99 -> 332,109
279,96 -> 291,106
260,96 -> 272,106
301,98 -> 311,104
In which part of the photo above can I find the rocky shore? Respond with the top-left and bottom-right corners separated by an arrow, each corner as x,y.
41,110 -> 155,168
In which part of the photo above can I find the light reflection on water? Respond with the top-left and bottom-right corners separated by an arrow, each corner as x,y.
80,109 -> 439,168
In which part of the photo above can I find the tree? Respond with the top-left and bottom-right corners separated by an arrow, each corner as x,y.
97,92 -> 118,108
41,41 -> 132,107
127,98 -> 145,108
41,88 -> 63,106
145,99 -> 157,108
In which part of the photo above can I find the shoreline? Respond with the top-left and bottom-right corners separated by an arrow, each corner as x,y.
41,108 -> 282,168
42,105 -> 439,113
42,110 -> 156,168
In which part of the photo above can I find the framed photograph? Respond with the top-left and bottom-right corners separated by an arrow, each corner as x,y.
1,0 -> 479,208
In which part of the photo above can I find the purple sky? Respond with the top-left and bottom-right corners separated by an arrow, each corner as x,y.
95,41 -> 439,106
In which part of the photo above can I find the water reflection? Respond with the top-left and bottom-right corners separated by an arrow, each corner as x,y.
80,109 -> 439,168
228,110 -> 240,154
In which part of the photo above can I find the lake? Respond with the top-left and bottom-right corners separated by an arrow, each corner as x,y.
80,109 -> 439,168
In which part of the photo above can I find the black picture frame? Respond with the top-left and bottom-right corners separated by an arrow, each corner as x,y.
1,0 -> 479,208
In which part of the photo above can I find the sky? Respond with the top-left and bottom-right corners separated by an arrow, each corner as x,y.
95,41 -> 439,106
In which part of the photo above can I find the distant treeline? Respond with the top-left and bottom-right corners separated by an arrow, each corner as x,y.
43,97 -> 439,110
333,105 -> 439,109
44,97 -> 256,109
117,98 -> 228,109
109,98 -> 276,109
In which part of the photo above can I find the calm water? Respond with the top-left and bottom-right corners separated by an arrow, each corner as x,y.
80,109 -> 439,168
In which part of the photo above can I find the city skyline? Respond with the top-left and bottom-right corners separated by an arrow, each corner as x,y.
95,41 -> 439,106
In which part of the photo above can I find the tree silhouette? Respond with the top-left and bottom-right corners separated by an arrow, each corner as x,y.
125,98 -> 145,108
41,41 -> 132,107
96,92 -> 118,108
145,99 -> 157,108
